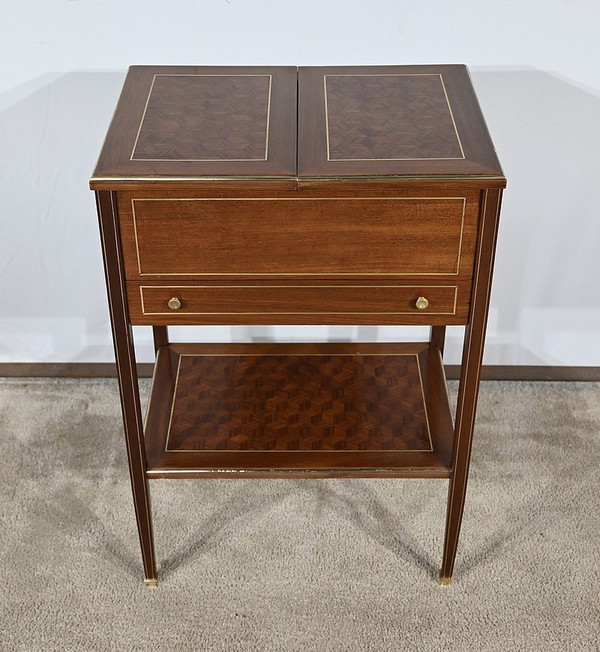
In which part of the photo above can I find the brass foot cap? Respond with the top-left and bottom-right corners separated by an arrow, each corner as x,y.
144,578 -> 159,588
439,576 -> 452,587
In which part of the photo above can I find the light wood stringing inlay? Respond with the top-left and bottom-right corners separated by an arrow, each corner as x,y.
129,196 -> 468,277
138,285 -> 459,316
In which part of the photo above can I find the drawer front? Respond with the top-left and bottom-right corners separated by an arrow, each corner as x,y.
118,194 -> 479,280
127,282 -> 470,325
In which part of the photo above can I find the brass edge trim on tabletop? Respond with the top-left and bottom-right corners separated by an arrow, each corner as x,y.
90,174 -> 506,183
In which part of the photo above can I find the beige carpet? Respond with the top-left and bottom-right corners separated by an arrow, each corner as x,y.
0,378 -> 598,651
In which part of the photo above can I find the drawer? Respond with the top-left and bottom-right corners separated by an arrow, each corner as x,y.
118,193 -> 480,280
127,282 -> 470,325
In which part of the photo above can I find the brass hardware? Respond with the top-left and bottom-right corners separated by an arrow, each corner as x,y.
415,296 -> 429,310
168,297 -> 182,310
439,575 -> 452,587
144,578 -> 158,588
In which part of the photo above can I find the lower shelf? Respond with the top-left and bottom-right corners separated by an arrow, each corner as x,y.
144,342 -> 454,478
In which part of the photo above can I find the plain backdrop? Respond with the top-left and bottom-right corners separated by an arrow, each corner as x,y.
1,0 -> 599,366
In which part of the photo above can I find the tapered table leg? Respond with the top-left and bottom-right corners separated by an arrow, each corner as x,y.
152,326 -> 169,354
96,191 -> 158,585
430,326 -> 446,356
440,189 -> 503,584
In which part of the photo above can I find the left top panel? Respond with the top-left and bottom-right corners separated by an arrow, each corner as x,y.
91,66 -> 297,186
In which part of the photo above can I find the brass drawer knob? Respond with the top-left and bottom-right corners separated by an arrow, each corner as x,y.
415,296 -> 429,310
167,297 -> 182,310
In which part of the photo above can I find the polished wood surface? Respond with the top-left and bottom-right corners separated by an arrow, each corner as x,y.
127,281 -> 469,326
96,190 -> 157,583
90,64 -> 505,189
440,188 -> 503,583
91,66 -> 297,182
144,342 -> 453,478
298,65 -> 504,179
92,64 -> 505,584
132,74 -> 272,162
151,325 -> 169,353
430,326 -> 447,356
117,190 -> 481,280
324,74 -> 463,160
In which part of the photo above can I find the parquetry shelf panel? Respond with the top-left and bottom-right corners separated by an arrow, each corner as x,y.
167,353 -> 431,452
144,342 -> 454,477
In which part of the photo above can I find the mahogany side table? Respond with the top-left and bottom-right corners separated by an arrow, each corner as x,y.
90,64 -> 505,586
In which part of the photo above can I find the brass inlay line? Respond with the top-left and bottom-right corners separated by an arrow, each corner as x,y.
130,74 -> 157,162
98,193 -> 156,573
130,74 -> 272,162
442,189 -> 502,560
437,346 -> 454,428
416,354 -> 434,451
130,197 -> 467,277
439,75 -> 466,159
165,354 -> 183,449
264,75 -> 272,162
143,343 -> 161,430
138,285 -> 459,316
323,74 -> 465,162
164,352 -> 433,453
324,75 -> 332,162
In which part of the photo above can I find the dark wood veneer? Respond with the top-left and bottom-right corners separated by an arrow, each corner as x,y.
144,342 -> 453,477
118,192 -> 479,281
132,74 -> 272,162
92,66 -> 297,181
298,65 -> 504,179
324,73 -> 464,161
127,281 -> 469,326
92,64 -> 505,586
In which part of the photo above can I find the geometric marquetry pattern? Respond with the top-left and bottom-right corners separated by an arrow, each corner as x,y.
132,75 -> 271,161
325,74 -> 463,160
167,355 -> 431,452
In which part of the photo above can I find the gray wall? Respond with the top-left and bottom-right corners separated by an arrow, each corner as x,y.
1,0 -> 599,365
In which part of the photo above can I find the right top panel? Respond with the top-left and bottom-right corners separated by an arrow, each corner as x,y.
298,65 -> 504,179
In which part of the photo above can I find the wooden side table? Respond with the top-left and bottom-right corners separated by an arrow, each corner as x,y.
91,64 -> 505,586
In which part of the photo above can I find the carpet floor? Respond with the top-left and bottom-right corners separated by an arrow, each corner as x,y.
0,378 -> 598,651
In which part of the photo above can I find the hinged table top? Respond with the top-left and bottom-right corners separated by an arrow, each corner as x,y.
91,64 -> 504,187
